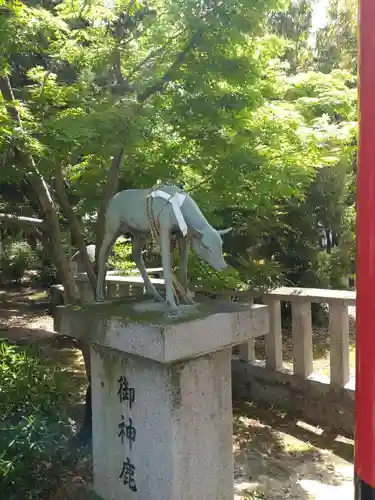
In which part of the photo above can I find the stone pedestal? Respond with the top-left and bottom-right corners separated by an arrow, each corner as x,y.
55,298 -> 269,500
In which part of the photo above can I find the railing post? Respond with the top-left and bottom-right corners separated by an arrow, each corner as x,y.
291,299 -> 313,378
117,283 -> 130,297
76,281 -> 94,302
220,294 -> 236,355
83,282 -> 95,302
239,339 -> 255,362
221,294 -> 232,301
76,281 -> 85,302
264,298 -> 283,370
76,280 -> 94,302
329,299 -> 350,387
107,283 -> 118,299
238,294 -> 255,361
69,261 -> 78,276
134,284 -> 145,297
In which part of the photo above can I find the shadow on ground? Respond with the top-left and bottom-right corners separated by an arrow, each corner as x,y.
233,399 -> 353,499
0,329 -> 88,418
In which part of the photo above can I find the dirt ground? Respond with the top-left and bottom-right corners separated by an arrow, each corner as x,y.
0,283 -> 354,500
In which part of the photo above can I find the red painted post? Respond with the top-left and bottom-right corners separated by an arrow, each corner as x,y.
355,0 -> 375,497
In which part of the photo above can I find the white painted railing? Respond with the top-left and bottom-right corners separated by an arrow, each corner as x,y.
73,274 -> 356,390
262,287 -> 355,388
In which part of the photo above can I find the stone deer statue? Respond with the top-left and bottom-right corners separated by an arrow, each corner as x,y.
96,185 -> 232,310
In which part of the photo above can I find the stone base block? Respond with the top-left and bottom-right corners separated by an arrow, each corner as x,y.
54,298 -> 270,500
92,345 -> 233,500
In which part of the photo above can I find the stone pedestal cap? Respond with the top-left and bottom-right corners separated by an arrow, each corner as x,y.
55,298 -> 269,363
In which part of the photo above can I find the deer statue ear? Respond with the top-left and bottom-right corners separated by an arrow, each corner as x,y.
217,227 -> 232,236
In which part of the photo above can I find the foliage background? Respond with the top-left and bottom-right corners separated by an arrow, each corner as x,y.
0,0 -> 357,292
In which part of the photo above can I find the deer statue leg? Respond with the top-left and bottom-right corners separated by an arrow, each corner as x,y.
132,236 -> 164,302
96,228 -> 118,301
159,225 -> 178,311
178,236 -> 190,293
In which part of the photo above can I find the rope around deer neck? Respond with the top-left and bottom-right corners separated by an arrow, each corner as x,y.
145,186 -> 194,305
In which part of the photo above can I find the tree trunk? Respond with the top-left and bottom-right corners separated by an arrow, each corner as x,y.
95,149 -> 124,265
0,75 -> 78,303
54,166 -> 97,292
29,175 -> 78,302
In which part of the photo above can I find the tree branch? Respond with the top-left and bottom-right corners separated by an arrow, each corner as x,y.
137,31 -> 201,102
54,166 -> 97,291
0,213 -> 46,230
95,148 -> 124,264
123,27 -> 189,86
0,76 -> 22,122
112,47 -> 124,84
121,8 -> 168,48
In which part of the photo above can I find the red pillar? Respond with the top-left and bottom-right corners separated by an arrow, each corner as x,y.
355,0 -> 375,497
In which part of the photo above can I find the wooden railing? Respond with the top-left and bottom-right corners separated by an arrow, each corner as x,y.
73,274 -> 356,390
